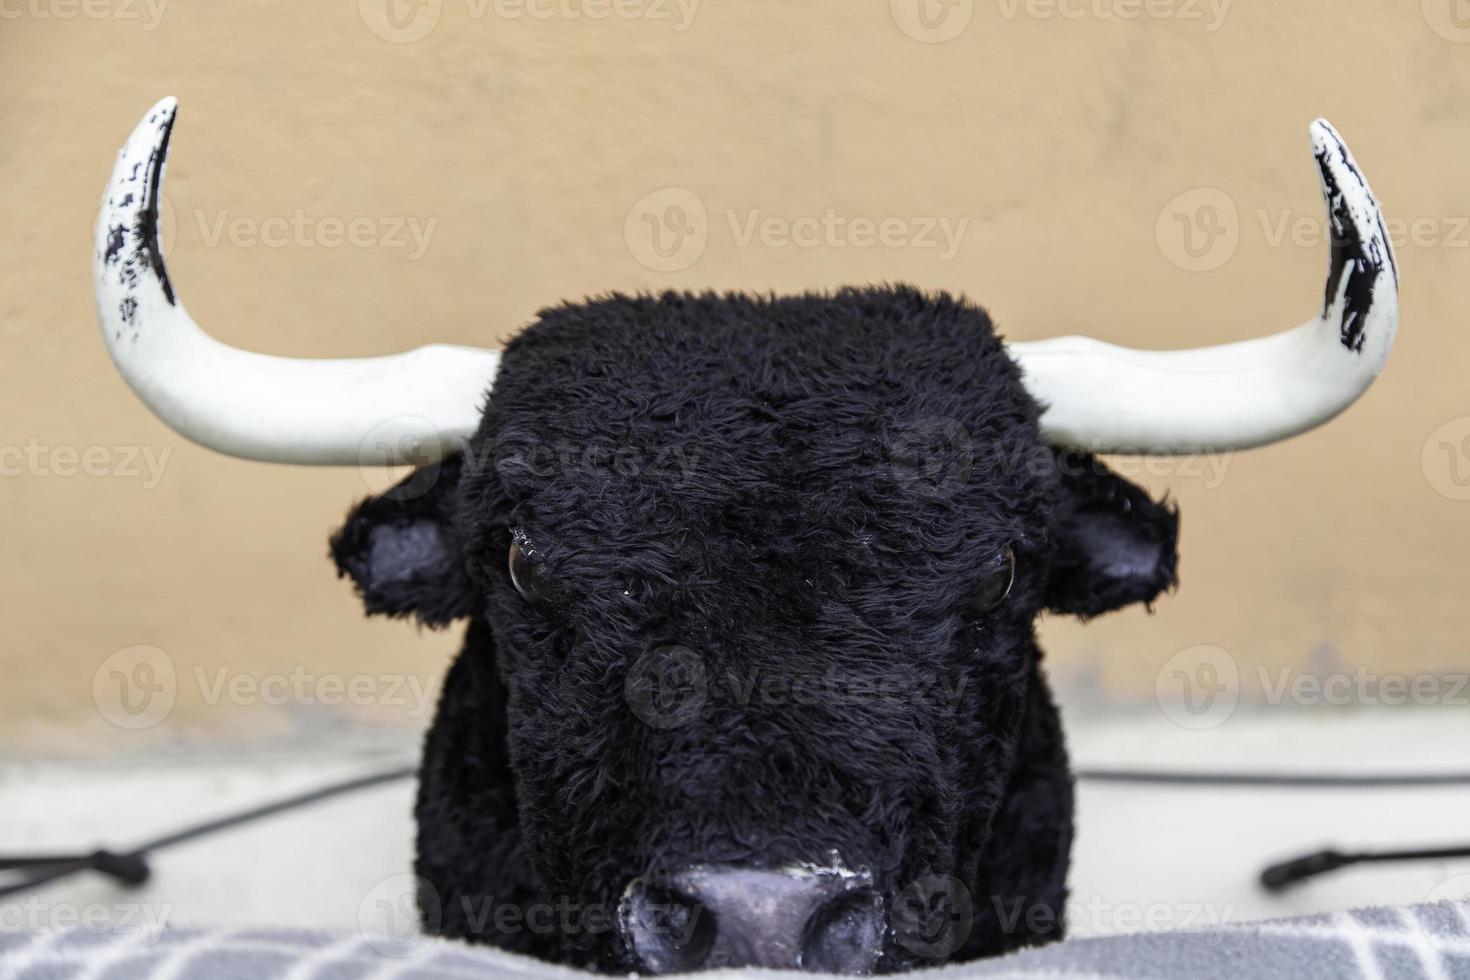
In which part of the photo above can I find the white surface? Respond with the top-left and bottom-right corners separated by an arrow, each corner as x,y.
4,713 -> 1468,942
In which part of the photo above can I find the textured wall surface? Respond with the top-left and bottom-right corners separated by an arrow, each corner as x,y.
3,0 -> 1469,752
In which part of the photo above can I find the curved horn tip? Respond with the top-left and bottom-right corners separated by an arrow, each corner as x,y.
113,97 -> 178,171
1303,117 -> 1399,359
98,97 -> 181,329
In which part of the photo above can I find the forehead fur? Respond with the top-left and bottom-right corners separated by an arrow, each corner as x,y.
463,286 -> 1054,598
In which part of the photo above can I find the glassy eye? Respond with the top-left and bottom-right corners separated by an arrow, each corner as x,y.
970,546 -> 1016,615
508,530 -> 551,604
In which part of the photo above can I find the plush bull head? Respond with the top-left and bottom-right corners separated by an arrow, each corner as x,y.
95,100 -> 1397,974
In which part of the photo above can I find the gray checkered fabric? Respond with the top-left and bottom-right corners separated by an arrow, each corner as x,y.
3,902 -> 1469,979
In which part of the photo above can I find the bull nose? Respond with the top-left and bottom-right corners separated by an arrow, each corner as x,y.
619,864 -> 884,974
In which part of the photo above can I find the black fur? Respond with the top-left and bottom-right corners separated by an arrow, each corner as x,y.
331,286 -> 1179,972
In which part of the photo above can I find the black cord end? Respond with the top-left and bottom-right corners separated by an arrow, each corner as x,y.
1260,849 -> 1352,892
90,850 -> 151,887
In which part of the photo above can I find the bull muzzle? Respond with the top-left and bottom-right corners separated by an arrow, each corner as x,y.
619,863 -> 885,974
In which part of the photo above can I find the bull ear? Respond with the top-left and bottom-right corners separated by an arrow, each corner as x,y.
1044,449 -> 1179,618
329,453 -> 477,627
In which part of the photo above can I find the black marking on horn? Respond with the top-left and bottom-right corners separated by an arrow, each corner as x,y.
1316,138 -> 1387,355
103,225 -> 127,266
136,110 -> 176,307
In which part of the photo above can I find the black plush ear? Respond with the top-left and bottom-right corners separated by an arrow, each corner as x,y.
1044,449 -> 1180,618
329,454 -> 477,627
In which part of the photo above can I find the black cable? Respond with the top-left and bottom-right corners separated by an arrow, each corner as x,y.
6,763 -> 1467,900
0,765 -> 415,898
1077,768 -> 1470,787
1261,844 -> 1470,892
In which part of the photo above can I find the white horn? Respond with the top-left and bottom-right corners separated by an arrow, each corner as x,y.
94,98 -> 501,465
1011,119 -> 1398,455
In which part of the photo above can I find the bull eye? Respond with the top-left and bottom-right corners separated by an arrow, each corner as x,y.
508,530 -> 552,604
969,545 -> 1016,615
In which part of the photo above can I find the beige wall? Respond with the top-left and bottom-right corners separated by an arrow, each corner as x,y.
4,0 -> 1470,754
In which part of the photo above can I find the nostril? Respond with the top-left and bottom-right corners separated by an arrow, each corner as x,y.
801,887 -> 885,975
621,880 -> 718,974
